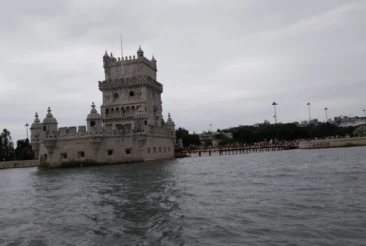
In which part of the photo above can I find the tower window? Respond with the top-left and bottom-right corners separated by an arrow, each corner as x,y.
125,148 -> 132,155
43,126 -> 46,131
78,151 -> 85,158
108,149 -> 113,156
129,91 -> 134,96
90,121 -> 96,127
60,153 -> 67,159
114,93 -> 119,99
105,109 -> 109,115
144,121 -> 147,126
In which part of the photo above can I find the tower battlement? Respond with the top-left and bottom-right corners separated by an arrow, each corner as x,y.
103,46 -> 157,81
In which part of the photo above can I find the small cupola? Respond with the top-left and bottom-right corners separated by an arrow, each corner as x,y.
87,102 -> 102,120
137,45 -> 144,58
166,113 -> 175,126
103,50 -> 109,58
31,112 -> 42,129
42,107 -> 58,124
151,55 -> 156,63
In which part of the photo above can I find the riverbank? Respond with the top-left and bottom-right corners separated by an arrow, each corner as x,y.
299,137 -> 366,149
0,160 -> 38,170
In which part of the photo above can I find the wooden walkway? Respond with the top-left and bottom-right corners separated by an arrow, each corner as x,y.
175,143 -> 299,158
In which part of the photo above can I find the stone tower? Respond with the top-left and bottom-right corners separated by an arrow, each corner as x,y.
99,46 -> 163,130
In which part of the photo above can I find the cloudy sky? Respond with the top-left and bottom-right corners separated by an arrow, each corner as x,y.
1,0 -> 365,142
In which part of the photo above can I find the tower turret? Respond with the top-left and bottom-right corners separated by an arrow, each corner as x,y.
103,50 -> 110,66
86,102 -> 103,134
166,112 -> 176,146
30,112 -> 42,159
30,112 -> 42,141
137,45 -> 144,58
42,107 -> 58,154
42,107 -> 58,135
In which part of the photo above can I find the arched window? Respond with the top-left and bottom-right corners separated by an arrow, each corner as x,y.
130,91 -> 134,96
105,109 -> 109,115
114,93 -> 119,99
131,106 -> 136,115
90,121 -> 96,127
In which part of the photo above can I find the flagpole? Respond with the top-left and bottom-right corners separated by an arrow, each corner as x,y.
120,35 -> 124,76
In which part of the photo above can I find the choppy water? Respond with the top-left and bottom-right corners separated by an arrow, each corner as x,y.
1,147 -> 366,246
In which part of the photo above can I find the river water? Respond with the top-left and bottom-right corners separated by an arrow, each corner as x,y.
1,147 -> 366,246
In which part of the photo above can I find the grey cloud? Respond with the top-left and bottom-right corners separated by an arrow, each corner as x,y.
0,0 -> 365,141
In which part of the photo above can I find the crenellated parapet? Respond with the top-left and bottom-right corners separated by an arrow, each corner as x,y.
103,46 -> 158,81
147,125 -> 174,137
104,55 -> 157,71
57,126 -> 88,138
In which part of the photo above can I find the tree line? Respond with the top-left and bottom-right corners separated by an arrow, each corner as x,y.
176,122 -> 363,147
0,129 -> 34,162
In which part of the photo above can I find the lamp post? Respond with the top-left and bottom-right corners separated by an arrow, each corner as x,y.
210,124 -> 212,133
307,102 -> 312,124
324,107 -> 328,122
272,101 -> 278,124
25,123 -> 29,140
363,109 -> 365,118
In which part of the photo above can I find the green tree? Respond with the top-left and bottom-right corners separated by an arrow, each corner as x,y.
0,129 -> 15,161
15,138 -> 35,160
176,127 -> 201,147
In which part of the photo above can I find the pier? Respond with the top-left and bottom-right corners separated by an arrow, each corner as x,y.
175,143 -> 299,158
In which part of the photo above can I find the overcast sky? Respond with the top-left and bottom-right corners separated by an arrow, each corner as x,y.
1,0 -> 365,142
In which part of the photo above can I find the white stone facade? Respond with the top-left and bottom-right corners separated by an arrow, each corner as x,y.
30,47 -> 176,168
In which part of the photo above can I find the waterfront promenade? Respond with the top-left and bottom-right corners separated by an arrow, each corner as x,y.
175,142 -> 299,157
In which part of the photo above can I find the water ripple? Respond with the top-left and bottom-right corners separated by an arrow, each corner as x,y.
1,148 -> 366,245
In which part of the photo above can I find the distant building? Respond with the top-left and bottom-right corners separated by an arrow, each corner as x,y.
311,118 -> 319,124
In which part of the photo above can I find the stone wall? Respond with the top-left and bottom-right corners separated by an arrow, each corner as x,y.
38,134 -> 175,167
0,160 -> 38,169
299,137 -> 366,149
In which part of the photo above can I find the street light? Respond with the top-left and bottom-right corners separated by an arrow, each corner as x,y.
363,109 -> 365,117
272,101 -> 278,124
307,102 -> 312,124
210,124 -> 212,133
324,107 -> 328,122
25,123 -> 29,140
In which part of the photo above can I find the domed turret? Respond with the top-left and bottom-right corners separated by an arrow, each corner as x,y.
103,50 -> 109,58
166,113 -> 175,126
30,112 -> 42,159
86,102 -> 102,134
31,112 -> 42,130
41,107 -> 58,154
166,113 -> 176,144
42,107 -> 58,124
137,45 -> 144,58
87,102 -> 102,120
